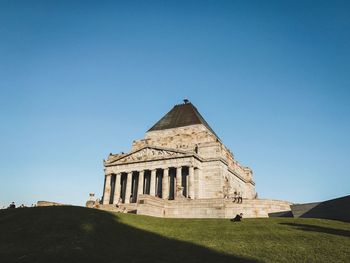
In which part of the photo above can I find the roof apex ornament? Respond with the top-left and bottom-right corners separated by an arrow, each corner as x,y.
183,98 -> 189,104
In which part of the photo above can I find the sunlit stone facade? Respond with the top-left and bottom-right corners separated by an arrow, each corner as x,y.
102,101 -> 255,205
100,100 -> 291,218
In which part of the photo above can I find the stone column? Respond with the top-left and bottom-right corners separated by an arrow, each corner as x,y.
194,168 -> 200,199
103,174 -> 111,204
176,166 -> 182,198
189,166 -> 195,199
138,170 -> 144,196
124,171 -> 133,204
150,169 -> 156,196
162,168 -> 169,200
113,173 -> 121,204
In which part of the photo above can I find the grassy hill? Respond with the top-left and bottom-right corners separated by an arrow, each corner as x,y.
0,206 -> 349,263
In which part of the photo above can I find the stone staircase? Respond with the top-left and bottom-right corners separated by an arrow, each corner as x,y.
95,195 -> 292,218
135,195 -> 292,218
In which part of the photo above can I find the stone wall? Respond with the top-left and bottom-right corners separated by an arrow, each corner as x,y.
36,201 -> 67,207
124,124 -> 255,199
135,195 -> 291,219
132,124 -> 253,185
135,124 -> 217,152
198,161 -> 223,198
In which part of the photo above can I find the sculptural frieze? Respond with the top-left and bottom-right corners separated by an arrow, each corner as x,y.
106,147 -> 186,165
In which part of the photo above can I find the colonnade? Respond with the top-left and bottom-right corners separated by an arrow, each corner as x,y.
103,166 -> 195,205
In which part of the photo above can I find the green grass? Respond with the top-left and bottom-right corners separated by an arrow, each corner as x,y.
0,206 -> 349,263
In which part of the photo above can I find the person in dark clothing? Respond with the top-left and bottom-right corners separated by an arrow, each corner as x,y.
232,191 -> 238,203
8,202 -> 16,209
230,213 -> 243,222
237,192 -> 243,203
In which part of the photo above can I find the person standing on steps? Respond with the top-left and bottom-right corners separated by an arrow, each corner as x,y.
238,192 -> 243,203
232,191 -> 238,203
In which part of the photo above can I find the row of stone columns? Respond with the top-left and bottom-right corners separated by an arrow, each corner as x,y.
103,166 -> 195,205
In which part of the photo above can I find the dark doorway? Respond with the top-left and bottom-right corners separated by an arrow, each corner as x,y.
120,173 -> 127,203
109,174 -> 116,204
169,168 -> 176,200
156,169 -> 163,198
131,172 -> 139,203
143,170 -> 151,195
182,167 -> 189,197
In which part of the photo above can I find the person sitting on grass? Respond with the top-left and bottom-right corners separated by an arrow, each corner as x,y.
230,213 -> 243,222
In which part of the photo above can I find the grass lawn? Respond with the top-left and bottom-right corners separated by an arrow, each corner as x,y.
0,206 -> 349,263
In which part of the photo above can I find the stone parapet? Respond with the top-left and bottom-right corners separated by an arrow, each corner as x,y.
98,203 -> 137,213
134,195 -> 292,219
36,201 -> 68,207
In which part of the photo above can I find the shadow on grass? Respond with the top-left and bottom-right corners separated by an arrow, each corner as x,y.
0,206 -> 259,263
280,222 -> 350,238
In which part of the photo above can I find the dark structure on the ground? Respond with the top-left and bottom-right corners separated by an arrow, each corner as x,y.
291,195 -> 350,222
269,195 -> 350,222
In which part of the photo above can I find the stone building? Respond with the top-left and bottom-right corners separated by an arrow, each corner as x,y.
100,100 -> 291,218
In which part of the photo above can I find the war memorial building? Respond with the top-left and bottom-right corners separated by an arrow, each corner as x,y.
99,100 -> 291,218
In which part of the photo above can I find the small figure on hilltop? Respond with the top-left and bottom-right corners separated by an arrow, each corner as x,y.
8,202 -> 16,209
86,193 -> 97,208
230,213 -> 243,222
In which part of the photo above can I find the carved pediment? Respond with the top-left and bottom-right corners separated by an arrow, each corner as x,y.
106,147 -> 187,165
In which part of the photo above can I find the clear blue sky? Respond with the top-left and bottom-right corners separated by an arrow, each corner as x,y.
1,0 -> 349,207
